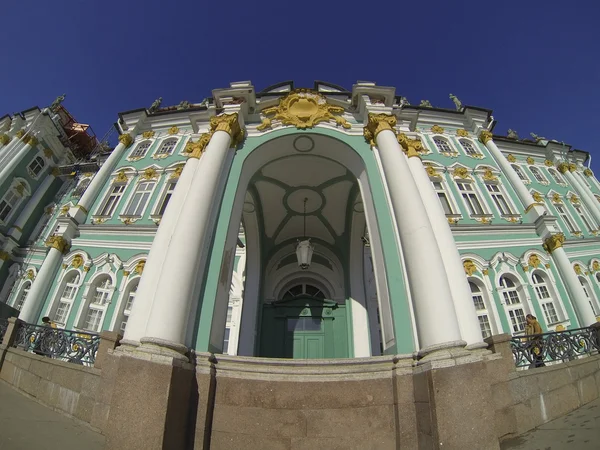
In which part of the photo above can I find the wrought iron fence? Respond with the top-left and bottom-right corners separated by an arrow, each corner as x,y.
0,318 -> 8,343
13,323 -> 100,366
510,326 -> 600,368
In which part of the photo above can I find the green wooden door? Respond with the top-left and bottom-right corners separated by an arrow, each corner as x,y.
287,316 -> 325,359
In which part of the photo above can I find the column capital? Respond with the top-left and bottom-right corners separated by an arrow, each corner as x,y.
363,113 -> 397,147
0,250 -> 11,261
209,113 -> 244,146
397,133 -> 425,158
557,162 -> 570,174
543,233 -> 565,253
478,130 -> 493,144
45,235 -> 70,254
184,132 -> 212,159
584,168 -> 593,177
568,163 -> 577,172
119,133 -> 134,148
0,134 -> 10,145
26,136 -> 39,147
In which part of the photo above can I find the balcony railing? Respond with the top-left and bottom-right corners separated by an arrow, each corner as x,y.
510,326 -> 600,368
12,322 -> 100,366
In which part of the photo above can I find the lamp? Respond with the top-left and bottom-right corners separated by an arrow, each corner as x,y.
296,197 -> 314,270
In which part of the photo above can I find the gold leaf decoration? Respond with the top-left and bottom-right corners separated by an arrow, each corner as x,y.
184,133 -> 212,159
456,129 -> 469,137
574,264 -> 582,275
135,260 -> 146,275
552,193 -> 562,204
72,254 -> 84,269
142,131 -> 155,139
0,134 -> 10,145
363,113 -> 397,147
569,163 -> 577,172
114,171 -> 128,183
452,167 -> 471,180
168,126 -> 179,135
45,236 -> 70,254
593,261 -> 600,272
119,134 -> 133,147
570,195 -> 580,204
479,130 -> 493,144
528,254 -> 541,268
171,166 -> 183,179
526,157 -> 535,165
543,233 -> 565,253
507,154 -> 516,163
481,167 -> 498,181
397,133 -> 426,158
532,192 -> 543,203
425,166 -> 439,178
141,167 -> 158,180
544,160 -> 554,167
463,260 -> 477,276
431,125 -> 444,134
584,168 -> 593,177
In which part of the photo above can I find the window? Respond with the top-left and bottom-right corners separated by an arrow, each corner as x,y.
119,282 -> 137,333
14,281 -> 31,311
469,281 -> 492,338
98,184 -> 126,216
156,180 -> 177,216
456,181 -> 485,215
281,283 -> 326,300
460,140 -> 480,157
155,139 -> 177,157
72,179 -> 91,199
548,169 -> 564,185
130,141 -> 151,159
511,165 -> 529,183
82,277 -> 112,332
223,328 -> 230,354
531,272 -> 559,324
432,181 -> 454,215
529,167 -> 547,184
554,203 -> 578,233
124,181 -> 155,216
499,276 -> 526,333
572,203 -> 596,232
580,277 -> 598,316
433,137 -> 453,154
0,190 -> 21,222
28,156 -> 45,177
226,306 -> 233,323
54,272 -> 80,326
485,184 -> 513,215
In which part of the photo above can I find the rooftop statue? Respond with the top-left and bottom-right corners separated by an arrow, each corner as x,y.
149,97 -> 163,113
507,129 -> 519,139
419,100 -> 432,107
50,94 -> 66,112
449,93 -> 462,110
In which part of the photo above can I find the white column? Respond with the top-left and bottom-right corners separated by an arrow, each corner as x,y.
0,135 -> 20,166
561,165 -> 600,225
140,114 -> 242,354
18,237 -> 68,323
0,250 -> 11,273
0,137 -> 39,184
401,137 -> 484,347
366,114 -> 463,351
122,137 -> 206,345
71,127 -> 142,223
8,170 -> 57,241
546,235 -> 597,326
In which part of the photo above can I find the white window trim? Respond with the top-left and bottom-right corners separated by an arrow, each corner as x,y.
528,166 -> 549,185
93,174 -> 132,219
579,276 -> 600,317
26,153 -> 47,180
468,278 -> 497,338
511,164 -> 531,185
453,176 -> 493,220
109,277 -> 140,333
547,168 -> 566,186
428,172 -> 462,221
0,179 -> 30,225
530,270 -> 563,326
12,280 -> 32,311
570,199 -> 598,233
73,273 -> 115,332
152,138 -> 179,160
119,177 -> 159,222
498,274 -> 531,334
431,135 -> 459,157
151,176 -> 179,220
458,138 -> 484,159
127,140 -> 153,161
481,179 -> 520,220
50,270 -> 83,328
551,199 -> 581,235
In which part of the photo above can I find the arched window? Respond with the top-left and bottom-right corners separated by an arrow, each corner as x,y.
433,137 -> 453,155
531,272 -> 560,325
511,164 -> 529,183
469,281 -> 492,338
27,156 -> 45,177
548,169 -> 564,185
81,276 -> 113,332
0,189 -> 22,223
53,272 -> 81,326
529,166 -> 547,184
579,277 -> 598,316
116,280 -> 138,333
499,276 -> 527,332
155,139 -> 177,157
281,283 -> 326,300
460,140 -> 480,157
13,281 -> 31,311
129,141 -> 151,159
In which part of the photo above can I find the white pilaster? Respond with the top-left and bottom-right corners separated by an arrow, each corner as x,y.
0,138 -> 39,184
403,138 -> 484,347
366,114 -> 463,351
562,166 -> 600,225
140,114 -> 242,354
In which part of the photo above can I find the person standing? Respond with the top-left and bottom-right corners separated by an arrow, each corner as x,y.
525,314 -> 545,368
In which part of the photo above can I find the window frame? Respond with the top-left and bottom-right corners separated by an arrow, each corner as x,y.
511,164 -> 530,184
0,188 -> 23,224
78,275 -> 114,332
571,201 -> 597,233
128,140 -> 152,160
13,281 -> 31,311
469,280 -> 494,338
121,180 -> 157,218
432,136 -> 457,156
483,181 -> 516,217
459,139 -> 482,158
528,166 -> 548,184
548,168 -> 565,185
579,276 -> 599,317
455,179 -> 489,217
27,155 -> 46,179
53,271 -> 82,327
530,271 -> 561,325
553,201 -> 580,234
153,138 -> 178,159
95,178 -> 129,218
498,275 -> 528,333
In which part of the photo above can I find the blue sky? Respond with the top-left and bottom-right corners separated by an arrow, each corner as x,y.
2,1 -> 599,167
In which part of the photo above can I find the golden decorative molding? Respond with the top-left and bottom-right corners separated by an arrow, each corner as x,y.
14,182 -> 27,196
0,250 -> 10,261
557,162 -> 569,174
91,217 -> 107,225
15,130 -> 25,139
568,163 -> 577,172
543,233 -> 565,253
574,264 -> 582,275
141,167 -> 158,180
258,89 -> 351,132
479,130 -> 493,144
397,133 -> 426,158
456,129 -> 469,137
123,270 -> 130,276
83,266 -> 90,272
545,263 -> 551,269
506,154 -> 516,163
59,204 -> 70,216
447,217 -> 459,225
72,254 -> 84,269
26,136 -> 39,147
573,231 -> 583,238
481,167 -> 498,182
26,269 -> 35,280
51,167 -> 60,177
134,260 -> 146,275
479,217 -> 492,224
532,192 -> 543,203
528,254 -> 541,268
570,195 -> 580,204
171,166 -> 183,179
114,171 -> 128,184
430,125 -> 444,134
544,160 -> 554,167
209,113 -> 244,146
463,260 -> 477,276
522,265 -> 529,272
452,167 -> 472,180
45,236 -> 70,254
119,134 -> 133,148
168,126 -> 179,135
584,168 -> 593,177
425,166 -> 439,178
43,148 -> 53,158
0,134 -> 11,145
593,261 -> 600,272
363,113 -> 397,147
184,133 -> 212,159
482,269 -> 489,276
142,131 -> 155,139
526,157 -> 535,165
551,193 -> 562,204
62,263 -> 68,269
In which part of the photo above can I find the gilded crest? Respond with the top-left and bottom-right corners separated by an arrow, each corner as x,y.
425,165 -> 439,178
528,254 -> 541,268
72,254 -> 84,269
431,125 -> 444,134
171,166 -> 183,179
526,157 -> 535,165
574,264 -> 582,275
452,167 -> 471,180
119,134 -> 133,148
141,167 -> 158,180
142,131 -> 155,139
507,154 -> 517,163
544,160 -> 554,167
463,260 -> 477,276
456,129 -> 469,137
135,260 -> 146,275
114,171 -> 128,184
584,168 -> 593,177
551,193 -> 562,204
532,192 -> 543,203
570,195 -> 580,204
257,90 -> 351,131
168,126 -> 179,135
593,261 -> 600,272
481,167 -> 498,182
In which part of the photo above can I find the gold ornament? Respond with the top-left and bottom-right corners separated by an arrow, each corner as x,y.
168,126 -> 179,135
431,125 -> 444,134
526,157 -> 535,165
523,265 -> 529,272
447,217 -> 459,224
184,133 -> 212,159
142,131 -> 155,139
532,192 -> 543,203
114,171 -> 128,183
543,233 -> 565,253
45,236 -> 70,254
545,264 -> 551,269
568,163 -> 577,172
452,166 -> 471,180
570,195 -> 580,204
27,136 -> 39,147
209,113 -> 244,146
481,167 -> 498,182
479,130 -> 493,144
456,129 -> 469,137
0,134 -> 10,145
0,250 -> 10,261
14,182 -> 26,196
528,254 -> 541,268
72,254 -> 84,269
574,264 -> 582,275
584,168 -> 593,177
480,217 -> 492,224
171,166 -> 183,179
593,261 -> 600,272
61,263 -> 68,269
507,154 -> 517,163
573,231 -> 583,237
463,260 -> 477,276
83,266 -> 90,272
425,165 -> 439,177
43,148 -> 53,158
60,204 -> 70,216
134,260 -> 146,275
26,269 -> 35,280
257,89 -> 351,132
15,130 -> 25,139
482,269 -> 489,276
123,270 -> 130,276
119,134 -> 133,147
51,167 -> 60,177
141,167 -> 158,180
397,133 -> 426,158
363,113 -> 397,147
557,162 -> 569,174
544,160 -> 554,167
551,193 -> 562,203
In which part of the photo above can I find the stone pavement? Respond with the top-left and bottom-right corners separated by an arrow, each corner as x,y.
0,380 -> 104,450
501,397 -> 600,450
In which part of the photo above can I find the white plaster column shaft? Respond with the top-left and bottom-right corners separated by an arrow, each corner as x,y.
141,114 -> 241,351
123,140 -> 205,344
403,140 -> 484,347
0,139 -> 38,184
547,237 -> 597,326
9,171 -> 57,240
18,240 -> 67,323
0,136 -> 21,166
562,167 -> 600,225
366,115 -> 462,350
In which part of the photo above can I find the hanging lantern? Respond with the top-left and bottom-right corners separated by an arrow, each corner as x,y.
295,197 -> 314,270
